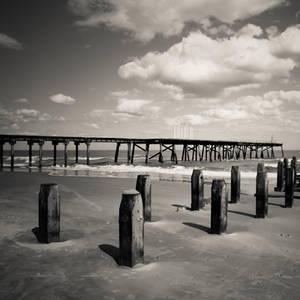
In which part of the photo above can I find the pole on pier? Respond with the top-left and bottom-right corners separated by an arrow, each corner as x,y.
119,189 -> 144,267
211,179 -> 228,234
86,141 -> 90,165
74,141 -> 80,164
275,161 -> 284,192
127,142 -> 132,163
10,140 -> 16,171
191,169 -> 205,210
291,156 -> 297,185
27,141 -> 33,167
231,166 -> 240,203
136,175 -> 151,222
0,141 -> 3,170
285,168 -> 294,208
52,141 -> 58,166
115,142 -> 120,163
38,141 -> 44,169
159,143 -> 164,163
63,141 -> 69,167
256,163 -> 268,218
35,183 -> 60,243
145,143 -> 149,164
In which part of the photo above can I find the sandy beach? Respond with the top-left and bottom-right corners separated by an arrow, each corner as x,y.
0,170 -> 300,300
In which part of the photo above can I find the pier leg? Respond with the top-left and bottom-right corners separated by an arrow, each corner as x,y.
38,141 -> 44,169
131,143 -> 135,163
182,144 -> 185,161
159,143 -> 163,163
275,161 -> 284,191
271,146 -> 275,158
75,142 -> 79,164
0,142 -> 3,170
119,190 -> 144,267
52,141 -> 58,166
213,145 -> 217,161
136,175 -> 151,222
285,168 -> 294,208
255,146 -> 258,159
10,140 -> 16,171
36,183 -> 60,243
256,163 -> 268,218
209,146 -> 213,162
127,142 -> 132,163
281,146 -> 284,158
231,166 -> 240,203
291,156 -> 297,185
27,141 -> 33,167
191,169 -> 205,210
86,142 -> 90,165
64,141 -> 69,167
211,179 -> 228,234
145,143 -> 149,164
115,142 -> 120,163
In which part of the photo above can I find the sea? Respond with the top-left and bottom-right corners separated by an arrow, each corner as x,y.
2,149 -> 300,183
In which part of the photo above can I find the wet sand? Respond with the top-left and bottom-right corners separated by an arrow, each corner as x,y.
0,171 -> 300,299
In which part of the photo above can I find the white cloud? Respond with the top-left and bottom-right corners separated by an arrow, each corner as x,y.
84,122 -> 100,129
0,33 -> 23,50
68,0 -> 284,42
119,25 -> 296,95
115,98 -> 151,115
49,93 -> 76,105
266,25 -> 279,38
14,98 -> 29,103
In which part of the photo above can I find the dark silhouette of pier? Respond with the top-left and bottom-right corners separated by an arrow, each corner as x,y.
0,134 -> 283,169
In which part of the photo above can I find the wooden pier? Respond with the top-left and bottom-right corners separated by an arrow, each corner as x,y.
0,134 -> 283,169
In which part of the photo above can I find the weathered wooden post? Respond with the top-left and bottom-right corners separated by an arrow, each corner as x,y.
291,156 -> 297,185
285,167 -> 294,208
114,142 -> 120,163
211,179 -> 228,234
231,166 -> 240,203
256,163 -> 268,218
27,141 -> 33,167
0,141 -> 3,169
37,183 -> 60,243
74,141 -> 80,164
136,175 -> 151,221
86,141 -> 90,165
275,161 -> 284,191
191,169 -> 205,210
119,190 -> 144,267
127,142 -> 132,163
10,140 -> 16,171
38,141 -> 44,169
52,141 -> 58,166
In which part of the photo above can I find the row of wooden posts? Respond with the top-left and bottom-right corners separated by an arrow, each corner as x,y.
34,158 -> 297,267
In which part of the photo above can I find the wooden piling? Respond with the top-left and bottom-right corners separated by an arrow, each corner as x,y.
275,161 -> 284,191
74,141 -> 79,164
127,142 -> 132,163
256,163 -> 268,218
37,183 -> 60,243
28,141 -> 33,167
211,179 -> 228,234
191,169 -> 205,210
159,143 -> 163,163
285,168 -> 294,208
10,140 -> 16,170
52,141 -> 58,166
145,143 -> 149,164
131,143 -> 135,163
231,166 -> 240,203
63,141 -> 68,167
136,175 -> 151,221
115,142 -> 120,163
0,142 -> 3,169
86,141 -> 90,165
119,189 -> 144,267
38,141 -> 44,169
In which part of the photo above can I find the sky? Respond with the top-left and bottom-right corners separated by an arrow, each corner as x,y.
1,0 -> 300,149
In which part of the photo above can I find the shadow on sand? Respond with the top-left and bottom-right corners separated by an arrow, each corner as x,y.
183,222 -> 211,234
268,202 -> 285,208
99,244 -> 120,264
228,210 -> 255,218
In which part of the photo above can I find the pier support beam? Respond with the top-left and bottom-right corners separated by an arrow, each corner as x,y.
115,142 -> 120,163
127,142 -> 132,163
52,141 -> 58,166
119,189 -> 144,267
10,140 -> 16,171
28,141 -> 34,167
74,141 -> 80,164
86,141 -> 90,165
159,143 -> 164,163
145,143 -> 149,164
63,141 -> 69,167
131,143 -> 136,164
0,141 -> 3,170
38,141 -> 44,169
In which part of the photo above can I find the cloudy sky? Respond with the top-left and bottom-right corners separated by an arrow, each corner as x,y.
1,0 -> 300,148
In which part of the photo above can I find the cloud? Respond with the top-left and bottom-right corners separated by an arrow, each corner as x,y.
0,33 -> 23,50
115,98 -> 151,116
84,122 -> 100,129
49,93 -> 76,105
68,0 -> 284,42
119,25 -> 296,95
14,98 -> 29,103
